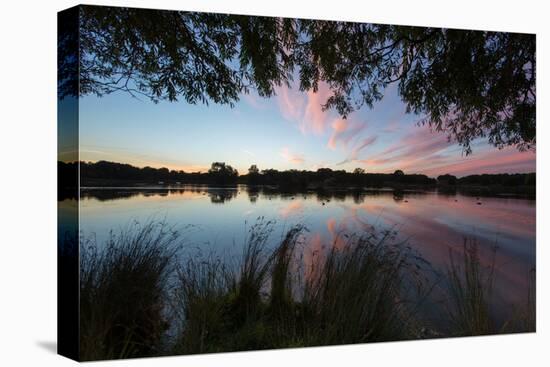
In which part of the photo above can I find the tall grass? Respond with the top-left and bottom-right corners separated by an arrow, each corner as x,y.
170,222 -> 426,354
502,266 -> 536,333
300,231 -> 426,345
79,221 -> 181,361
444,240 -> 536,336
78,219 -> 535,360
445,240 -> 495,335
171,220 -> 284,354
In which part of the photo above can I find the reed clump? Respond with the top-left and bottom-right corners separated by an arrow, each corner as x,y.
444,240 -> 536,336
171,222 -> 427,354
79,221 -> 181,361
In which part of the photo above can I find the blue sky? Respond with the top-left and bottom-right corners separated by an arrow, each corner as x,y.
77,82 -> 535,177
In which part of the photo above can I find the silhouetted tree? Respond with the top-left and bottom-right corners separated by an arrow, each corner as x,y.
61,6 -> 536,153
524,173 -> 536,186
249,165 -> 259,175
316,168 -> 333,180
208,162 -> 238,184
457,173 -> 535,187
247,164 -> 260,185
437,174 -> 457,185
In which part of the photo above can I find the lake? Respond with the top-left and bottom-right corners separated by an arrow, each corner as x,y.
60,185 -> 535,328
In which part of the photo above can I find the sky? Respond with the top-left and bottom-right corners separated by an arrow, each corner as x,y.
76,82 -> 536,178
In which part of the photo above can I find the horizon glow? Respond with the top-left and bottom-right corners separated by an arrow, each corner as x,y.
77,82 -> 536,178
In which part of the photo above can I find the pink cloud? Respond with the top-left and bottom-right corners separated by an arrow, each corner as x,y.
303,83 -> 333,134
360,126 -> 453,172
276,83 -> 376,164
328,118 -> 368,150
280,147 -> 305,164
355,136 -> 378,154
337,135 -> 378,165
357,123 -> 535,176
275,82 -> 333,135
275,84 -> 305,122
421,147 -> 535,177
380,118 -> 401,133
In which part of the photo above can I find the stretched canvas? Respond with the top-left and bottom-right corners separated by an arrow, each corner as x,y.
58,5 -> 536,361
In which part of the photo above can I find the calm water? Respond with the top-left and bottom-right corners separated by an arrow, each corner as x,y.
60,185 -> 535,325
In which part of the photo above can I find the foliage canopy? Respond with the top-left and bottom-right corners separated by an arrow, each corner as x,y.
59,6 -> 536,153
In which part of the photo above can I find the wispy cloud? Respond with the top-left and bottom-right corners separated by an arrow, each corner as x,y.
355,124 -> 535,176
421,147 -> 536,177
337,135 -> 378,165
276,83 -> 376,167
271,82 -> 534,176
275,84 -> 306,123
360,126 -> 452,172
380,118 -> 401,133
327,118 -> 368,150
275,82 -> 333,135
280,147 -> 305,164
303,83 -> 333,134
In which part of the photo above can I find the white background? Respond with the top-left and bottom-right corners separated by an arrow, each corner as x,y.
0,0 -> 548,365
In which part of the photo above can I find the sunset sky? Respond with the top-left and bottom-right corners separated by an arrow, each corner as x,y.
78,82 -> 535,178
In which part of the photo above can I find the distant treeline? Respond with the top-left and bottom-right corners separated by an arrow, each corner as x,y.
439,172 -> 535,186
59,161 -> 535,192
75,160 -> 435,188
